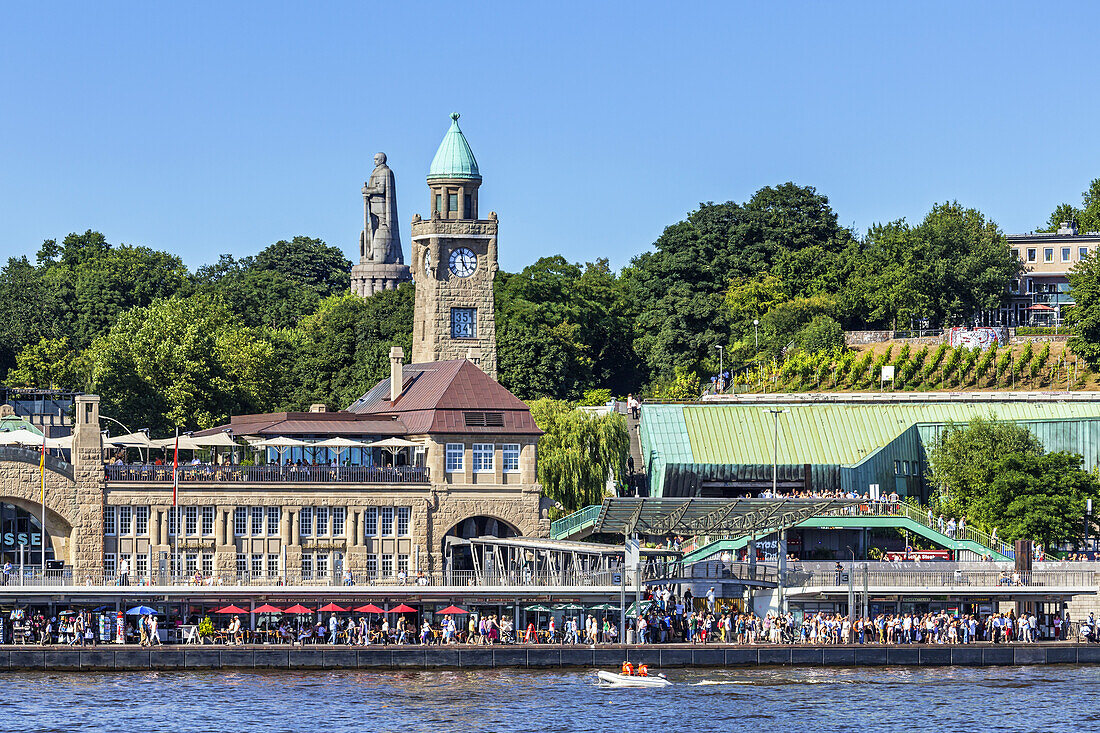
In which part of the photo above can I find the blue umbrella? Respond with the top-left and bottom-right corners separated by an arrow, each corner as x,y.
125,606 -> 157,615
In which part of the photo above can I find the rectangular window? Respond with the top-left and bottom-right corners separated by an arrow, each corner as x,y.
894,460 -> 901,475
168,508 -> 178,536
315,507 -> 329,536
1010,279 -> 1020,294
119,506 -> 132,535
381,554 -> 393,577
251,554 -> 263,576
434,193 -> 441,213
448,192 -> 458,212
201,553 -> 213,574
267,507 -> 280,536
185,506 -> 198,536
104,506 -> 117,536
301,553 -> 313,580
1011,248 -> 1019,260
397,554 -> 409,574
202,506 -> 215,536
316,553 -> 329,578
397,507 -> 410,536
1045,248 -> 1054,263
300,507 -> 313,536
1062,247 -> 1071,262
473,443 -> 494,473
450,307 -> 476,339
234,507 -> 247,536
135,507 -> 149,536
464,194 -> 472,216
445,443 -> 464,472
1027,248 -> 1037,262
1082,247 -> 1090,261
366,554 -> 378,579
503,444 -> 520,473
267,553 -> 279,577
380,507 -> 394,536
185,552 -> 197,573
135,553 -> 148,577
364,507 -> 378,536
104,553 -> 117,574
251,506 -> 264,536
332,507 -> 345,537
236,553 -> 247,575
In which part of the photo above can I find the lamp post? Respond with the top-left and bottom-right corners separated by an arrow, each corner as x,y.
763,408 -> 789,496
715,345 -> 724,392
753,319 -> 759,349
846,545 -> 856,629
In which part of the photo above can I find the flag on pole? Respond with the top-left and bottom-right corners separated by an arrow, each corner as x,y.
172,429 -> 179,507
39,440 -> 45,505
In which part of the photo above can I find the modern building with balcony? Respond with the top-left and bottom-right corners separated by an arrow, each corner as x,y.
1003,221 -> 1100,326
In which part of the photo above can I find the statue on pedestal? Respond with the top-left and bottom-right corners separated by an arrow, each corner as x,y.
360,152 -> 403,264
351,152 -> 411,298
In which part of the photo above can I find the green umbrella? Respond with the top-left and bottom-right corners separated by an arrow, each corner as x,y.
625,600 -> 653,616
525,604 -> 553,612
553,602 -> 585,611
589,603 -> 619,611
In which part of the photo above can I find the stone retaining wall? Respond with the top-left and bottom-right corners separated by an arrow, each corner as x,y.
1,643 -> 1094,671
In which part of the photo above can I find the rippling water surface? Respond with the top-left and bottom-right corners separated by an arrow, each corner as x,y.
3,666 -> 1094,732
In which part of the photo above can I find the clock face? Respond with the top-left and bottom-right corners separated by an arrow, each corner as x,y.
449,248 -> 477,278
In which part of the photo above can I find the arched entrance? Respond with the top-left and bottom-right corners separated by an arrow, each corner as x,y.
0,501 -> 56,566
442,515 -> 519,573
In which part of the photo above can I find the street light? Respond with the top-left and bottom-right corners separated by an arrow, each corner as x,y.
762,408 -> 789,496
715,345 -> 724,392
753,319 -> 759,349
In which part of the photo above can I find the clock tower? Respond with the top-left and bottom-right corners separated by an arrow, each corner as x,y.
410,114 -> 498,378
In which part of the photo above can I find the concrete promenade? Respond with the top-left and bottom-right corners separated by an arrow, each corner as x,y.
1,643 -> 1095,671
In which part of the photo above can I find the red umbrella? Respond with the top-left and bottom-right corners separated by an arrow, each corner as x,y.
318,603 -> 347,613
283,604 -> 313,614
353,604 -> 385,613
388,603 -> 417,613
214,604 -> 249,614
253,604 -> 284,614
438,605 -> 467,615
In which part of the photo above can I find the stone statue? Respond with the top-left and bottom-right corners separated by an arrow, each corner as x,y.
360,152 -> 403,264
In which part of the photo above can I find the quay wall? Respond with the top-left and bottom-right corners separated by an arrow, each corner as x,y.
1,643 -> 1096,671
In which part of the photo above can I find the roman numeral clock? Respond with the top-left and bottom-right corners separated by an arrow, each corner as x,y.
410,114 -> 499,378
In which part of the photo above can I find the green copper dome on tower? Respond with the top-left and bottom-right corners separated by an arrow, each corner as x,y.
427,113 -> 482,181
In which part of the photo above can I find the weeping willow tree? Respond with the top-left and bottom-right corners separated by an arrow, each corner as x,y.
529,398 -> 630,516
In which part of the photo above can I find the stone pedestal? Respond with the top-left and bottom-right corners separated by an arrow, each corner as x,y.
351,262 -> 411,297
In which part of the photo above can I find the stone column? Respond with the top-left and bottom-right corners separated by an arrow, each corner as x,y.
291,509 -> 300,546
280,508 -> 291,545
214,509 -> 225,547
441,186 -> 450,217
159,510 -> 170,546
347,509 -> 359,547
458,186 -> 466,219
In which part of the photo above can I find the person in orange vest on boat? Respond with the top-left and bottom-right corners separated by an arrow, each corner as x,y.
621,661 -> 634,676
637,664 -> 649,677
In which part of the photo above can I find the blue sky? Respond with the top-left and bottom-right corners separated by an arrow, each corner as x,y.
1,2 -> 1098,273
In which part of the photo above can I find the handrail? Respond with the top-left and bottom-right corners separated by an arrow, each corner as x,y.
105,463 -> 429,485
788,568 -> 1094,589
550,504 -> 603,539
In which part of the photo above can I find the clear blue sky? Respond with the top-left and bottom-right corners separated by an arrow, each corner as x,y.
1,2 -> 1098,274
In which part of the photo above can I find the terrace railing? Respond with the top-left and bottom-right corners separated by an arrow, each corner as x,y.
105,463 -> 429,485
786,567 -> 1095,589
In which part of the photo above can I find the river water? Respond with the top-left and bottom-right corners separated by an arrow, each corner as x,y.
2,666 -> 1089,732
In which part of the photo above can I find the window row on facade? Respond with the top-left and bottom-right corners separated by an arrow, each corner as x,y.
103,505 -> 412,538
1013,246 -> 1092,264
444,442 -> 521,473
103,550 -> 414,580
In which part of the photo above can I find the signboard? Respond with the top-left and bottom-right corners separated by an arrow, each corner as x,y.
625,538 -> 640,568
881,365 -> 895,382
884,550 -> 952,562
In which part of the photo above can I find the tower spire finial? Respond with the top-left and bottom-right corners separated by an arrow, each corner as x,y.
451,112 -> 460,122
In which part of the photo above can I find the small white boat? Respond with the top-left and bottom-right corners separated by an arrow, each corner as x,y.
596,670 -> 671,688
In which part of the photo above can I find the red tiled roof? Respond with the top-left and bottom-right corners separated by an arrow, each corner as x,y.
348,359 -> 541,436
195,412 -> 407,438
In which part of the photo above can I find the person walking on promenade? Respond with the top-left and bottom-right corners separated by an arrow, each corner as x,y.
149,614 -> 160,645
328,614 -> 339,644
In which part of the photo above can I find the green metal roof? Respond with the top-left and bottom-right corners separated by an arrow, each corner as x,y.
0,415 -> 42,435
682,401 -> 1100,466
428,113 -> 481,181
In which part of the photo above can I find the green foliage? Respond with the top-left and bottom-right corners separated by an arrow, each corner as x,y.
5,337 -> 85,390
995,349 -> 1012,381
497,257 -> 640,400
1040,178 -> 1100,234
984,452 -> 1100,548
253,236 -> 351,298
927,416 -> 1043,520
1067,247 -> 1100,366
1017,326 -> 1069,336
529,399 -> 629,514
794,314 -> 846,355
975,345 -> 996,381
83,294 -> 276,433
1014,341 -> 1033,379
654,367 -> 701,401
579,389 -> 613,407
